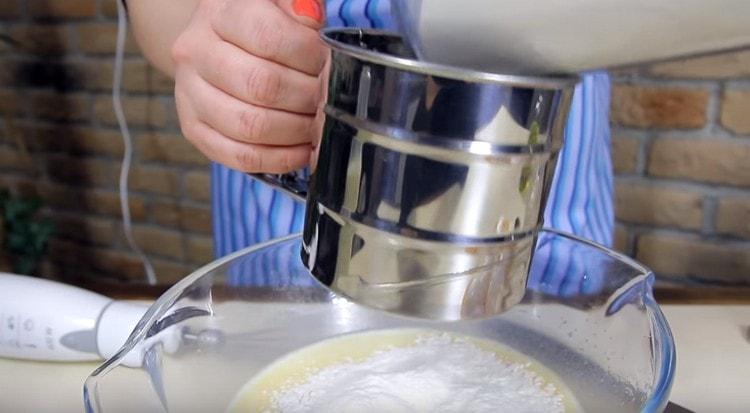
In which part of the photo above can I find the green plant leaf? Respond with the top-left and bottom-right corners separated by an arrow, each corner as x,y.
0,190 -> 54,277
14,255 -> 38,276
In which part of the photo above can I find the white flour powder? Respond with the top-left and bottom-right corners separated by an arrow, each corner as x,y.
269,334 -> 565,413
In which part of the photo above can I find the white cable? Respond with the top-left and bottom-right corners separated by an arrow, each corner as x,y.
114,0 -> 157,285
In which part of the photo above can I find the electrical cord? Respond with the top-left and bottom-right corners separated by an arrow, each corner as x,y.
114,0 -> 157,285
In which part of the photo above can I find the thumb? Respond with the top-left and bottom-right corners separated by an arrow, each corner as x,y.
277,0 -> 326,30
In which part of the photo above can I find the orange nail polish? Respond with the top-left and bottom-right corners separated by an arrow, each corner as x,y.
293,0 -> 322,23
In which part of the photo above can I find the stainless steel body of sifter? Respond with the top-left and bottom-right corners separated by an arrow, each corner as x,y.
255,29 -> 578,320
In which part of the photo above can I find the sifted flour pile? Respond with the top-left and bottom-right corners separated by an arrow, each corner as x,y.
268,333 -> 565,413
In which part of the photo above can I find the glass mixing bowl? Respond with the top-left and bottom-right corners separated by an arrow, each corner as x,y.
84,229 -> 675,412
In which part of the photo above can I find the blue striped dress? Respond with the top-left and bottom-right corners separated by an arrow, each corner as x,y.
213,0 -> 614,294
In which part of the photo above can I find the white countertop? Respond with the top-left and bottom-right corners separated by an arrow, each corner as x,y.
0,304 -> 748,412
663,305 -> 750,412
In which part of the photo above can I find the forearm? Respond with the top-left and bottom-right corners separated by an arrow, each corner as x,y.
126,0 -> 201,78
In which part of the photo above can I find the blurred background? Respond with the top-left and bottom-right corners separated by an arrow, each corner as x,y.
0,0 -> 748,297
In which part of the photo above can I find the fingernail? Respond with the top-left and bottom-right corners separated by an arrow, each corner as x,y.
293,0 -> 322,23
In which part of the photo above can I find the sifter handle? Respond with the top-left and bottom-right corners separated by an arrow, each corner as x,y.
248,172 -> 308,203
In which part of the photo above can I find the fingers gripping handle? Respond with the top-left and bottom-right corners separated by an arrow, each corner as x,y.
247,0 -> 321,203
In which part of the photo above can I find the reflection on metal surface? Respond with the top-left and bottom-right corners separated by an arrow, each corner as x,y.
254,30 -> 577,320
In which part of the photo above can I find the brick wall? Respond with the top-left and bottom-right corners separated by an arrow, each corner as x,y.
0,0 -> 212,286
611,51 -> 750,287
0,0 -> 748,288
